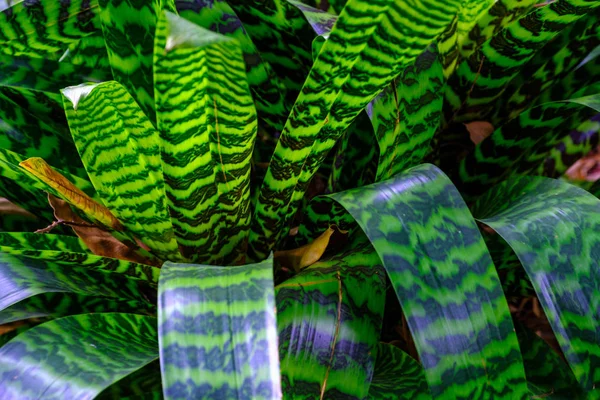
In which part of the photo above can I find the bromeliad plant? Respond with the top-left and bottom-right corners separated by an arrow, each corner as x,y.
0,0 -> 599,398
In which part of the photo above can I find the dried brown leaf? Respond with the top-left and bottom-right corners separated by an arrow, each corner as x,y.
42,194 -> 159,266
0,198 -> 37,219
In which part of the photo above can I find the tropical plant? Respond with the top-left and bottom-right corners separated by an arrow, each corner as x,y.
0,0 -> 599,398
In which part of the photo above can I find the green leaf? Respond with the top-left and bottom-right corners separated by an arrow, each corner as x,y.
289,1 -> 337,38
98,0 -> 173,123
276,234 -> 385,398
0,251 -> 158,320
158,258 -> 280,399
175,0 -> 289,134
327,111 -> 378,192
1,292 -> 153,325
515,322 -> 585,399
60,33 -> 112,71
454,94 -> 600,199
322,164 -> 528,398
154,11 -> 256,265
369,47 -> 444,181
446,0 -> 600,123
0,232 -> 90,253
490,14 -> 600,125
250,0 -> 464,260
227,0 -> 315,103
0,89 -> 87,178
62,81 -> 182,262
367,343 -> 431,400
0,0 -> 101,59
540,114 -> 600,178
97,360 -> 162,400
0,313 -> 158,399
473,176 -> 600,392
457,0 -> 537,61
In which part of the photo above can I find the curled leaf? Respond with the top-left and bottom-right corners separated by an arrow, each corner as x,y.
19,157 -> 122,230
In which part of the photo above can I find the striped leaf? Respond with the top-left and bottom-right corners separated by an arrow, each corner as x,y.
369,47 -> 445,181
60,33 -> 112,71
98,0 -> 175,123
327,112 -> 378,192
446,0 -> 600,123
0,88 -> 87,178
1,292 -> 153,326
321,164 -> 528,398
489,13 -> 600,125
175,0 -> 289,134
454,94 -> 600,199
516,322 -> 585,398
62,81 -> 182,261
250,0 -> 464,260
0,251 -> 158,319
541,114 -> 600,178
158,258 -> 280,399
457,0 -> 537,60
227,0 -> 315,105
367,343 -> 430,400
473,176 -> 600,392
276,234 -> 385,398
0,0 -> 101,59
154,11 -> 257,265
0,232 -> 90,253
0,313 -> 158,400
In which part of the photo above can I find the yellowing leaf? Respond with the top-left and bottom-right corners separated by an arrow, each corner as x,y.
274,226 -> 347,273
19,157 -> 122,230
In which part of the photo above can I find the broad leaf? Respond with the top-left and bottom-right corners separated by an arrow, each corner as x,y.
158,258 -> 280,399
250,0 -> 464,260
0,232 -> 89,253
446,0 -> 600,123
0,313 -> 158,400
473,176 -> 600,392
276,234 -> 385,398
175,0 -> 289,134
98,0 -> 175,123
0,251 -> 158,323
367,343 -> 430,400
321,164 -> 528,398
454,94 -> 600,198
154,12 -> 256,265
62,81 -> 182,261
0,0 -> 101,59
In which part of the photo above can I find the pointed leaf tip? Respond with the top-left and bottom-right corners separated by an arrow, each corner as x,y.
61,83 -> 101,110
163,11 -> 231,52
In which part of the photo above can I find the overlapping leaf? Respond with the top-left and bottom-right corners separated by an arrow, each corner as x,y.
154,12 -> 256,265
0,0 -> 101,59
175,0 -> 288,134
446,0 -> 600,123
158,258 -> 280,399
276,234 -> 385,398
473,176 -> 600,392
251,0 -> 465,260
62,81 -> 182,261
0,313 -> 158,400
315,164 -> 528,398
454,94 -> 600,198
367,343 -> 430,400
